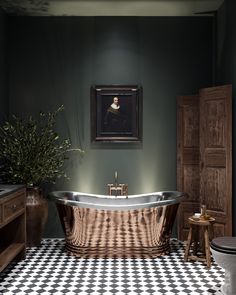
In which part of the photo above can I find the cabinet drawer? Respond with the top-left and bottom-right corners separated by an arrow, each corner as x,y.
3,195 -> 25,221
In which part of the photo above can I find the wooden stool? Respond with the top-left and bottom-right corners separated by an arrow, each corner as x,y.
184,216 -> 215,268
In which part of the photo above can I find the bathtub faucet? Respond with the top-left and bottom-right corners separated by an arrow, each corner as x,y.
115,170 -> 118,187
107,171 -> 128,198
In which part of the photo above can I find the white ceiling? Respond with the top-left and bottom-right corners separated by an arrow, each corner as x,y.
0,0 -> 224,16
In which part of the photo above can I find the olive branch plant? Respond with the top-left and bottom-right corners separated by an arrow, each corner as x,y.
0,105 -> 84,187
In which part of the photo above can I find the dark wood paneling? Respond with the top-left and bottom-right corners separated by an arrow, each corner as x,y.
200,84 -> 232,237
177,85 -> 232,241
178,202 -> 200,241
183,149 -> 199,165
204,150 -> 226,167
183,166 -> 200,202
177,95 -> 200,241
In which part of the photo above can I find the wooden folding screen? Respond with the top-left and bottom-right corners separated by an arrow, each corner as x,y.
177,85 -> 232,240
199,85 -> 232,237
177,95 -> 200,241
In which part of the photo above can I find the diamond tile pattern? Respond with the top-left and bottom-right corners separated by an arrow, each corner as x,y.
0,239 -> 224,294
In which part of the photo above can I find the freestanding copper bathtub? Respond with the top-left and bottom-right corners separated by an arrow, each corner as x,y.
49,191 -> 186,258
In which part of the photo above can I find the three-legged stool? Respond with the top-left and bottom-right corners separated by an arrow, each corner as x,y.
184,216 -> 215,268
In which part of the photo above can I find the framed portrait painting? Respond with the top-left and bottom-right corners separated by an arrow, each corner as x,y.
91,85 -> 142,142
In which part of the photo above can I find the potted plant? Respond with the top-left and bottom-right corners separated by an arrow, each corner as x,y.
0,106 -> 83,246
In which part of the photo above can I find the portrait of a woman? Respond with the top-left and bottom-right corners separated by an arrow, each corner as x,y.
91,85 -> 142,142
104,96 -> 129,132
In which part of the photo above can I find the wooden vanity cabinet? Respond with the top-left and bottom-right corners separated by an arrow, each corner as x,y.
0,186 -> 26,272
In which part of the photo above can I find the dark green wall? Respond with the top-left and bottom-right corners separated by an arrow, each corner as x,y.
0,9 -> 7,124
217,0 -> 236,235
7,16 -> 213,237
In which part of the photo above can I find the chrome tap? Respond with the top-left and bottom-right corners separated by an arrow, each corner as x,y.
107,170 -> 128,198
114,171 -> 118,189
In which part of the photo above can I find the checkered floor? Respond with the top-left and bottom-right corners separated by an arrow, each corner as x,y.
0,239 -> 224,295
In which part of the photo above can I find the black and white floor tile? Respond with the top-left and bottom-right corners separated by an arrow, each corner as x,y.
0,239 -> 224,295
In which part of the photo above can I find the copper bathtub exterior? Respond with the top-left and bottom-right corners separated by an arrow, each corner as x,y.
49,191 -> 186,258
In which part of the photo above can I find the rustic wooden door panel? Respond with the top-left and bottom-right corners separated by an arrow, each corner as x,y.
212,223 -> 227,239
202,168 -> 226,212
204,150 -> 226,167
178,202 -> 200,241
183,166 -> 200,202
177,85 -> 232,241
204,100 -> 226,148
183,106 -> 199,147
177,95 -> 200,241
200,84 -> 232,237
